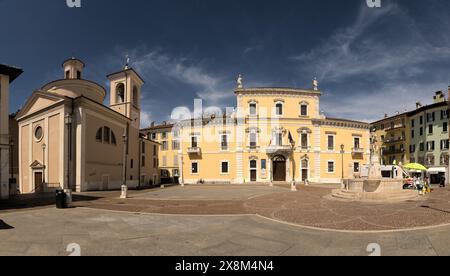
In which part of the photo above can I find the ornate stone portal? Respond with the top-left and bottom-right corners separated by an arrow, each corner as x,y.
330,133 -> 419,202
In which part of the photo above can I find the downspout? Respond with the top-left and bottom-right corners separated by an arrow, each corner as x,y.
138,137 -> 141,189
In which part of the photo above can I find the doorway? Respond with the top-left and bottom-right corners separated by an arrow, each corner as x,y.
34,172 -> 44,193
272,156 -> 286,182
250,160 -> 257,182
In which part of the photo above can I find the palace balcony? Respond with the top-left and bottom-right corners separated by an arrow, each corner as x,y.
266,145 -> 293,155
352,147 -> 365,154
187,147 -> 201,155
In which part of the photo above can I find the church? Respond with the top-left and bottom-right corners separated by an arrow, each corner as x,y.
16,58 -> 160,193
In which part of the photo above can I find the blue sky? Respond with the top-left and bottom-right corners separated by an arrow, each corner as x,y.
1,0 -> 450,126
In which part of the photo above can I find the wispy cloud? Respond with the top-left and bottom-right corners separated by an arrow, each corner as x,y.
291,2 -> 450,122
130,48 -> 234,105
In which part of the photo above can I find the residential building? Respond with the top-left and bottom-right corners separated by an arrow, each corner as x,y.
16,58 -> 160,194
409,92 -> 449,180
371,112 -> 410,165
0,64 -> 23,199
141,122 -> 181,183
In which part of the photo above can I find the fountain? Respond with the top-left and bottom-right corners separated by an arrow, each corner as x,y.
330,133 -> 419,202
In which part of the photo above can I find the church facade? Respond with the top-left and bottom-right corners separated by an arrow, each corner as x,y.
16,58 -> 160,193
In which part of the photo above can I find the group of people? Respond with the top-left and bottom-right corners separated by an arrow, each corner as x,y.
411,176 -> 446,195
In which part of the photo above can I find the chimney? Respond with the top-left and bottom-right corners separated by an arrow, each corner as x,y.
416,102 -> 422,109
150,122 -> 155,127
384,113 -> 388,118
433,91 -> 445,103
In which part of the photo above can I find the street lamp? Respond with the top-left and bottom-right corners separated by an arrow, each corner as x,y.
340,144 -> 345,181
9,139 -> 14,181
121,132 -> 128,199
42,143 -> 47,186
65,114 -> 72,190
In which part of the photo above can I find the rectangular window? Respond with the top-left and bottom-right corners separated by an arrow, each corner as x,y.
130,159 -> 134,169
429,125 -> 433,135
420,127 -> 423,136
191,163 -> 199,174
221,162 -> 229,174
161,132 -> 168,139
420,116 -> 423,125
441,140 -> 449,150
354,137 -> 360,149
301,133 -> 308,149
420,143 -> 425,152
261,159 -> 267,170
327,161 -> 335,173
411,119 -> 415,128
327,135 -> 335,150
221,135 -> 228,150
276,103 -> 283,116
162,141 -> 169,151
354,162 -> 360,173
427,141 -> 435,151
411,130 -> 415,139
141,142 -> 146,154
172,140 -> 180,150
250,133 -> 257,148
249,103 -> 257,116
141,156 -> 145,167
276,133 -> 283,146
191,136 -> 198,148
151,133 -> 156,140
444,122 -> 448,133
153,145 -> 157,156
300,105 -> 308,116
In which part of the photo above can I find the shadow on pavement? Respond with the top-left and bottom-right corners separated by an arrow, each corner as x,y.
0,220 -> 14,230
0,194 -> 102,212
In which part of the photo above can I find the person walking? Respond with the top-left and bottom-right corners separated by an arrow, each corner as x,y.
440,176 -> 446,188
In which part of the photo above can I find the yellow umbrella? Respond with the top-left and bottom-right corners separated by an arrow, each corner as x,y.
403,163 -> 427,171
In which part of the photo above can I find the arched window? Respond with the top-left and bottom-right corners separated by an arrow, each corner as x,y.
116,83 -> 125,103
96,127 -> 117,146
132,85 -> 139,107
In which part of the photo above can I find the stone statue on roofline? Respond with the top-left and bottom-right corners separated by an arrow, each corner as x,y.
237,74 -> 243,89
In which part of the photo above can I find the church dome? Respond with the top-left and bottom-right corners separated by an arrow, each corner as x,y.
40,58 -> 106,103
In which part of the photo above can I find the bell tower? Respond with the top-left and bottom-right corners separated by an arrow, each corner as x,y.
107,60 -> 145,129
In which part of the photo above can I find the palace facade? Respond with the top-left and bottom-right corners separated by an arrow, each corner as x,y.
16,58 -> 160,194
146,82 -> 371,185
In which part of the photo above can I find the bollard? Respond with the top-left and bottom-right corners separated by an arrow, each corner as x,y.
64,189 -> 73,208
120,185 -> 128,199
291,182 -> 297,192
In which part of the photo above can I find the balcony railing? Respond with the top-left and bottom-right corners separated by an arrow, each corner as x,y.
187,147 -> 201,155
266,145 -> 293,154
384,137 -> 406,144
352,147 -> 365,154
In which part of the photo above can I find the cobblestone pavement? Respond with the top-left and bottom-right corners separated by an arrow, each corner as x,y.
69,185 -> 450,231
1,207 -> 450,256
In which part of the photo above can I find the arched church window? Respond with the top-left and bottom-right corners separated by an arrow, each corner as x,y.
96,127 -> 117,146
132,85 -> 139,107
116,83 -> 125,103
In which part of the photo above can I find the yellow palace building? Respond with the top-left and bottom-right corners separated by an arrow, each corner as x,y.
170,77 -> 370,185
